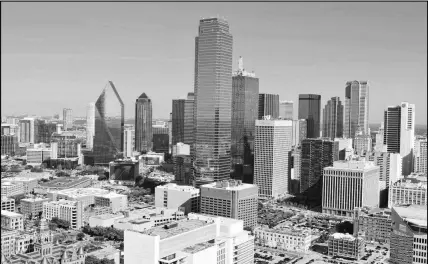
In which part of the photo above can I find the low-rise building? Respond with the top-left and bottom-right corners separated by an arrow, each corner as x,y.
1,210 -> 24,231
87,246 -> 121,264
254,226 -> 312,252
83,206 -> 112,223
1,197 -> 15,212
47,187 -> 109,208
89,213 -> 125,228
43,199 -> 83,229
20,197 -> 51,218
1,228 -> 17,257
36,177 -> 92,194
94,192 -> 128,213
1,182 -> 24,198
155,183 -> 200,214
26,146 -> 53,166
2,177 -> 38,194
389,173 -> 427,208
354,207 -> 392,243
328,233 -> 365,260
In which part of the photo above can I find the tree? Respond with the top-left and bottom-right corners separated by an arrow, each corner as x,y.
85,255 -> 115,264
76,232 -> 85,241
25,165 -> 33,170
98,175 -> 107,181
50,217 -> 70,229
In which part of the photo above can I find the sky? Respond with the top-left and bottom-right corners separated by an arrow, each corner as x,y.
1,2 -> 427,124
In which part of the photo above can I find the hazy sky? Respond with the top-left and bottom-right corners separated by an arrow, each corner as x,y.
2,2 -> 427,124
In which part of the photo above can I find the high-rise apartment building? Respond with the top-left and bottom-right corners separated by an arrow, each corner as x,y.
298,94 -> 321,138
258,93 -> 279,119
231,57 -> 259,167
201,180 -> 258,228
322,97 -> 343,140
123,128 -> 134,158
388,173 -> 427,208
390,204 -> 427,264
414,136 -> 427,174
62,108 -> 73,131
135,93 -> 153,153
86,102 -> 95,150
193,17 -> 233,182
279,100 -> 293,120
300,138 -> 339,193
254,119 -> 292,198
92,81 -> 124,165
291,119 -> 307,147
344,81 -> 370,138
19,118 -> 35,143
322,160 -> 380,217
384,102 -> 415,176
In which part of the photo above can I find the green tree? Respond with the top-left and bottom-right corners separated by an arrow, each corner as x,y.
76,232 -> 85,241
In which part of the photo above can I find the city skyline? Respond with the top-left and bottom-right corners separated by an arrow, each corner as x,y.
2,3 -> 427,124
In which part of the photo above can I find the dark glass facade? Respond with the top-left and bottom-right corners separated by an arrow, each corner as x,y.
231,74 -> 259,166
344,81 -> 369,138
135,93 -> 153,153
193,18 -> 233,182
258,93 -> 279,119
109,160 -> 139,182
35,120 -> 57,143
172,99 -> 185,145
300,138 -> 338,193
93,81 -> 124,166
298,94 -> 321,138
383,106 -> 401,153
153,134 -> 169,154
322,97 -> 344,140
1,135 -> 18,156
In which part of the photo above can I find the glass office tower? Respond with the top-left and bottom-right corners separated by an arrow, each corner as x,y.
298,94 -> 321,138
93,81 -> 124,165
193,17 -> 233,182
135,93 -> 153,153
322,96 -> 344,140
344,81 -> 370,138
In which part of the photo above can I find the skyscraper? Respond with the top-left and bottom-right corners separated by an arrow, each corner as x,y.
183,93 -> 195,155
344,81 -> 370,138
135,93 -> 153,153
193,17 -> 233,182
300,138 -> 339,194
231,56 -> 259,167
279,100 -> 293,120
92,81 -> 124,165
254,119 -> 292,198
383,102 -> 415,176
19,118 -> 35,143
86,102 -> 95,150
414,136 -> 427,174
123,128 -> 134,158
322,97 -> 343,140
172,98 -> 185,145
62,108 -> 73,131
298,94 -> 321,138
258,93 -> 279,119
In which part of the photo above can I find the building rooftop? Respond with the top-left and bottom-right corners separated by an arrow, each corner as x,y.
46,199 -> 79,206
140,219 -> 213,240
329,160 -> 377,171
96,192 -> 127,199
201,180 -> 257,191
48,187 -> 108,197
39,177 -> 91,188
1,210 -> 23,218
392,174 -> 427,189
90,214 -> 124,220
330,233 -> 362,241
182,240 -> 216,254
157,183 -> 200,193
2,176 -> 38,182
393,204 -> 427,227
21,197 -> 50,203
256,226 -> 311,237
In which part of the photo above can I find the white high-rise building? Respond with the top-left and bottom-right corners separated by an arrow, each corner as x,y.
86,102 -> 95,149
254,119 -> 292,198
374,122 -> 385,152
414,136 -> 427,174
322,160 -> 380,217
124,213 -> 254,264
62,108 -> 73,131
123,128 -> 134,158
384,102 -> 415,176
279,100 -> 293,120
334,138 -> 353,160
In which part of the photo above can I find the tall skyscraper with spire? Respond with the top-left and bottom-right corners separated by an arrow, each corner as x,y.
344,81 -> 370,138
135,93 -> 153,153
322,96 -> 343,140
193,17 -> 233,183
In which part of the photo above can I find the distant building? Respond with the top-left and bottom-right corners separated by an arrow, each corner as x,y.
35,120 -> 57,144
2,177 -> 38,194
1,135 -> 19,156
300,138 -> 339,193
36,178 -> 92,194
322,97 -> 343,140
334,138 -> 353,160
279,100 -> 293,120
47,187 -> 109,208
172,142 -> 190,156
388,173 -> 427,208
109,159 -> 139,183
50,133 -> 81,158
290,147 -> 301,194
322,160 -> 380,217
414,136 -> 427,174
200,180 -> 258,228
328,233 -> 365,260
254,119 -> 292,198
354,129 -> 372,156
123,128 -> 134,158
258,93 -> 279,119
86,102 -> 96,150
94,192 -> 128,213
89,213 -> 125,228
124,213 -> 254,264
152,126 -> 169,154
26,145 -> 53,166
155,183 -> 200,214
135,93 -> 153,153
1,182 -> 24,198
43,199 -> 83,229
298,94 -> 321,138
62,108 -> 73,131
1,210 -> 24,231
19,118 -> 35,144
20,197 -> 50,218
292,119 -> 307,147
374,122 -> 385,152
172,143 -> 192,185
0,197 -> 15,213
344,80 -> 370,138
384,102 -> 415,176
353,207 -> 392,243
390,204 -> 427,264
254,226 -> 311,252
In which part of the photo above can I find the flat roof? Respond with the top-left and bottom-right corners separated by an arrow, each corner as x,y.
96,192 -> 127,199
39,177 -> 91,188
201,181 -> 257,191
157,183 -> 199,193
140,219 -> 212,240
1,210 -> 23,218
393,204 -> 427,227
182,240 -> 215,254
90,214 -> 124,220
